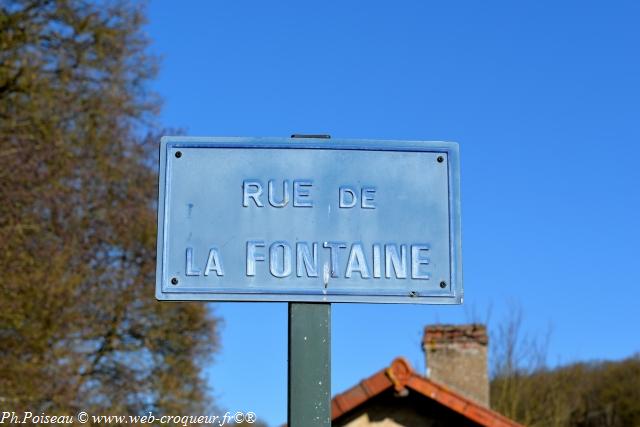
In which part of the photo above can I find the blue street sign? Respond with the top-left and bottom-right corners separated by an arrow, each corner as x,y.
155,137 -> 462,304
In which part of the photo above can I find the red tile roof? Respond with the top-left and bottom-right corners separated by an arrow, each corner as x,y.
332,357 -> 523,427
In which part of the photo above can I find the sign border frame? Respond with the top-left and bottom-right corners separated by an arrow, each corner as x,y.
155,136 -> 463,304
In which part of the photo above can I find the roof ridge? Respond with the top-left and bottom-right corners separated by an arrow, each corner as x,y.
331,357 -> 524,427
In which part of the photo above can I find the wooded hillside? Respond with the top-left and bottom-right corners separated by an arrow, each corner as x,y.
491,354 -> 640,427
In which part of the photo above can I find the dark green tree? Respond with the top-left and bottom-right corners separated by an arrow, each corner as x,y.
0,0 -> 219,418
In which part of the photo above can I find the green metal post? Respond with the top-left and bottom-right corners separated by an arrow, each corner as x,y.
288,302 -> 331,427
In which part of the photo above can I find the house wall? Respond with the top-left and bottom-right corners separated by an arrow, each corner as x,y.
333,389 -> 482,427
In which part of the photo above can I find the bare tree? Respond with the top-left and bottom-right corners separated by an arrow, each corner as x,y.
489,301 -> 570,426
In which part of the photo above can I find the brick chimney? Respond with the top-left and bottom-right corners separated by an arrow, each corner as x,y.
422,324 -> 489,407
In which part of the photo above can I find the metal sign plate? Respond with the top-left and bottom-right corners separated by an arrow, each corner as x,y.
156,137 -> 462,304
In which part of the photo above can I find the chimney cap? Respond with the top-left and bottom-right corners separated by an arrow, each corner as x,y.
423,323 -> 488,347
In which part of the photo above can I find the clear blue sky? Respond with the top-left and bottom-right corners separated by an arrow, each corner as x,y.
146,1 -> 640,425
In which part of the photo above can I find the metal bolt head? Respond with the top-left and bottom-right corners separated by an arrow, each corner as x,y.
437,156 -> 444,163
439,281 -> 447,288
171,277 -> 179,285
409,291 -> 418,297
291,134 -> 331,139
175,151 -> 182,158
